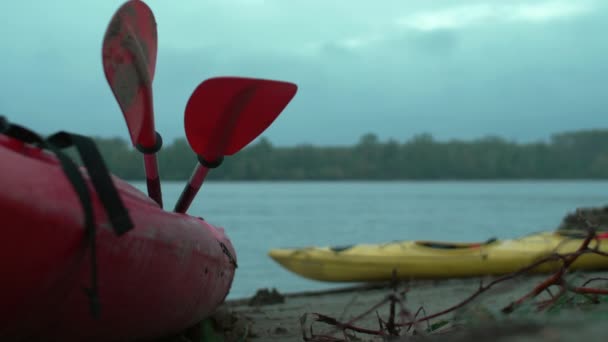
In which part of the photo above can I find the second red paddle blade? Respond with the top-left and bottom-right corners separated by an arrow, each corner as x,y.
184,77 -> 297,160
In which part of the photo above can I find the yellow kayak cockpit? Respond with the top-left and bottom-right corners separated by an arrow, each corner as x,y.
415,237 -> 497,249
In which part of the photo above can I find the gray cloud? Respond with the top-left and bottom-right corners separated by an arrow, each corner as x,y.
1,0 -> 606,146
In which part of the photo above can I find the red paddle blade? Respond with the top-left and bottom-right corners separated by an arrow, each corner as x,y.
102,0 -> 158,148
184,77 -> 297,161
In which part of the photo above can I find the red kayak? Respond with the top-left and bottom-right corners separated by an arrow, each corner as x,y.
0,131 -> 236,341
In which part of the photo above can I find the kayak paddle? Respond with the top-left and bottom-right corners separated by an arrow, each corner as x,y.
101,0 -> 164,207
173,77 -> 298,213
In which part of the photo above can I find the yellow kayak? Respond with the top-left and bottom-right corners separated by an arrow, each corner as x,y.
268,232 -> 608,282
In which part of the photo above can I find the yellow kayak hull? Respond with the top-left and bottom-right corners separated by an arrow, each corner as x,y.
268,232 -> 608,282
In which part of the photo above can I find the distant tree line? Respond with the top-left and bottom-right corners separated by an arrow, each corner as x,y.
85,129 -> 608,180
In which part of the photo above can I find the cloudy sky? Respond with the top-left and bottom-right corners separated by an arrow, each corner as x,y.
1,0 -> 606,146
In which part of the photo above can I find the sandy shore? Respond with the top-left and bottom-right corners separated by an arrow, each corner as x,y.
204,271 -> 608,341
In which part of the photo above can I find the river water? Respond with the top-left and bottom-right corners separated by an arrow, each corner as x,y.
130,180 -> 607,299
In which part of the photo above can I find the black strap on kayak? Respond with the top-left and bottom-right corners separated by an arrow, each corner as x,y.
47,132 -> 133,235
0,116 -> 8,132
1,117 -> 134,318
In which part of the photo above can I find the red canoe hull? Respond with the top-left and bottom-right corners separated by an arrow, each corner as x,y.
0,134 -> 236,341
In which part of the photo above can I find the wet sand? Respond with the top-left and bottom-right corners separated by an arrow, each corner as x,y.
210,271 -> 608,341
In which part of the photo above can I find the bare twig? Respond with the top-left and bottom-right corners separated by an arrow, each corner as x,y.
313,313 -> 388,336
581,277 -> 608,287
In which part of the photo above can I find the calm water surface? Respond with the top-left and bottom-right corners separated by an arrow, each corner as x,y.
131,181 -> 607,299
